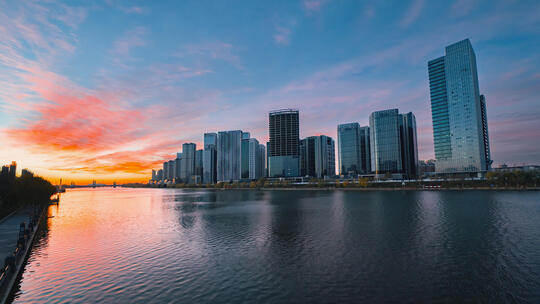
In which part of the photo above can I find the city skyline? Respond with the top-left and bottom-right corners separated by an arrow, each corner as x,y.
1,1 -> 539,183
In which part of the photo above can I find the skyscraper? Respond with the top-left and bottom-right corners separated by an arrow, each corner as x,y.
195,149 -> 203,182
337,123 -> 371,176
163,161 -> 169,181
247,138 -> 265,180
257,144 -> 266,179
167,160 -> 175,182
217,130 -> 242,181
175,153 -> 182,181
358,126 -> 371,174
203,133 -> 217,184
268,109 -> 300,177
428,38 -> 491,173
369,109 -> 418,178
400,112 -> 419,179
300,135 -> 335,178
337,123 -> 360,176
241,133 -> 250,179
181,143 -> 196,182
370,109 -> 402,175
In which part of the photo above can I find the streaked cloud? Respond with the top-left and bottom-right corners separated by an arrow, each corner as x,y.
401,0 -> 426,27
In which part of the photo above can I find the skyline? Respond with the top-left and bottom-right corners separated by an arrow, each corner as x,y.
1,1 -> 539,183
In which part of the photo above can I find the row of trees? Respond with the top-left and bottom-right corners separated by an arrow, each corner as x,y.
142,170 -> 540,190
0,171 -> 57,220
485,170 -> 539,187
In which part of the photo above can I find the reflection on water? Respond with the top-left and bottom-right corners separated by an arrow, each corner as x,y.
11,188 -> 540,303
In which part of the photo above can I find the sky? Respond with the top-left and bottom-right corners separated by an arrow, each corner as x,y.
1,0 -> 539,184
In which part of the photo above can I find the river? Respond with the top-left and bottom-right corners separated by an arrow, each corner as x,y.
10,188 -> 540,303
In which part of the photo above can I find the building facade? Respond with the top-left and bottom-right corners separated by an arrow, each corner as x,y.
241,135 -> 250,179
300,135 -> 335,179
180,143 -> 196,182
203,133 -> 217,184
369,109 -> 418,178
217,130 -> 242,182
428,38 -> 491,173
399,112 -> 419,179
370,109 -> 402,175
194,149 -> 203,183
268,109 -> 300,177
358,126 -> 371,174
247,138 -> 265,180
337,123 -> 371,176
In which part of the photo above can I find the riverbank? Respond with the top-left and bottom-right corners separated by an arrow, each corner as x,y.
124,184 -> 540,191
0,206 -> 45,304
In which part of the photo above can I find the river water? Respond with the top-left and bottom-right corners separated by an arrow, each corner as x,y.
10,188 -> 540,303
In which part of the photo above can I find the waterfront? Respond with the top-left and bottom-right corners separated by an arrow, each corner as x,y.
10,188 -> 540,303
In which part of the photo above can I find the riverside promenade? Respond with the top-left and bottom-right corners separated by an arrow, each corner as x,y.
0,206 -> 42,304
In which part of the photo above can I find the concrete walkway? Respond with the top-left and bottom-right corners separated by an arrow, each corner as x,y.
0,207 -> 34,263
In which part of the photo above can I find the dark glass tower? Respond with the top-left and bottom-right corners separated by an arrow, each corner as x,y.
337,123 -> 370,176
268,109 -> 300,177
399,112 -> 418,179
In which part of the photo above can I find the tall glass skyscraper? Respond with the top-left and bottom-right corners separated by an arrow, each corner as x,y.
268,109 -> 300,177
370,109 -> 402,174
428,39 -> 491,173
203,133 -> 217,184
241,133 -> 250,179
217,130 -> 242,182
369,109 -> 418,178
181,143 -> 196,183
399,112 -> 419,179
337,123 -> 370,176
358,126 -> 371,174
248,138 -> 265,180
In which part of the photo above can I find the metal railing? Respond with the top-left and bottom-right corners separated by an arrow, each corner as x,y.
0,205 -> 43,297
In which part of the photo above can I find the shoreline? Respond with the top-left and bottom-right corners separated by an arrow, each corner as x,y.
124,185 -> 540,191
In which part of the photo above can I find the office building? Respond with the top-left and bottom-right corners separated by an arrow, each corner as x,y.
300,135 -> 335,178
247,138 -> 265,180
217,130 -> 242,181
163,161 -> 169,181
268,109 -> 300,177
370,109 -> 402,175
257,144 -> 266,179
337,123 -> 371,176
428,38 -> 491,173
400,112 -> 419,179
358,126 -> 371,174
157,169 -> 163,181
241,133 -> 250,179
203,133 -> 217,184
168,160 -> 175,181
181,143 -> 196,182
175,153 -> 182,181
369,109 -> 419,178
195,149 -> 203,182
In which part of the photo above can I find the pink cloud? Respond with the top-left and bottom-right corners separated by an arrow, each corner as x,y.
302,0 -> 331,13
111,26 -> 147,57
401,0 -> 426,27
274,26 -> 292,45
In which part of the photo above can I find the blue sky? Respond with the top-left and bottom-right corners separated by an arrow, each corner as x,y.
0,0 -> 539,181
